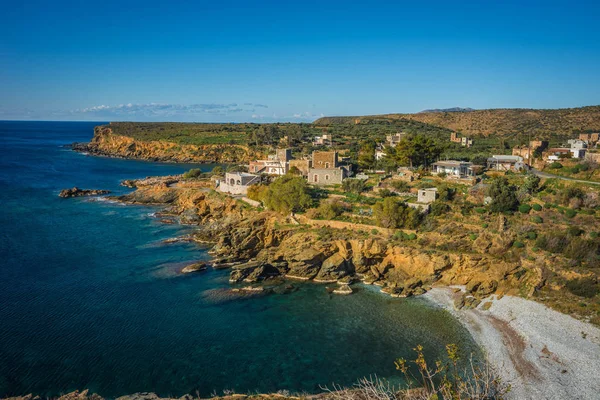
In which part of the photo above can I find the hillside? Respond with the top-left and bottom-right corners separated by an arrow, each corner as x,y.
314,105 -> 600,137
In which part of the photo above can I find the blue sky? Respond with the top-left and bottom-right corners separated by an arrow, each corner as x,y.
1,0 -> 599,122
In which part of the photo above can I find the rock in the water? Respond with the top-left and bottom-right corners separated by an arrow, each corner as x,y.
59,187 -> 110,198
181,262 -> 208,273
332,284 -> 353,295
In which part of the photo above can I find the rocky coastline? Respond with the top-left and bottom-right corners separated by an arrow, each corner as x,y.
108,175 -> 541,304
71,126 -> 261,163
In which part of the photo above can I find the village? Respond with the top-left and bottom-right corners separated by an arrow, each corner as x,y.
215,129 -> 600,219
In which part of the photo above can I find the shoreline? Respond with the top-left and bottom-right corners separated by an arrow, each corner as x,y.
423,287 -> 600,400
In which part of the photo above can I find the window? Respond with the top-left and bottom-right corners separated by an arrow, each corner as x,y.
230,178 -> 235,185
325,175 -> 329,180
314,174 -> 318,182
325,162 -> 330,168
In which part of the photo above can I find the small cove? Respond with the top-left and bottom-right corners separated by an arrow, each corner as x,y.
0,121 -> 480,398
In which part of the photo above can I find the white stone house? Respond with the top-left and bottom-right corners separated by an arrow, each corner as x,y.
432,160 -> 474,178
218,172 -> 260,196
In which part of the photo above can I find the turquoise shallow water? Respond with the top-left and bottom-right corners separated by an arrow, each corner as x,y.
0,121 -> 479,398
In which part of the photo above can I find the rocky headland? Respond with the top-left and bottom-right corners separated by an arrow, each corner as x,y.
71,126 -> 263,163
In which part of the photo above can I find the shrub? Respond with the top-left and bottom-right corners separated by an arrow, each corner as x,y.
532,203 -> 542,212
475,207 -> 487,214
247,184 -> 269,203
565,208 -> 577,219
549,161 -> 563,169
407,233 -> 417,240
183,168 -> 203,179
482,223 -> 489,228
372,197 -> 421,229
371,229 -> 379,235
342,179 -> 367,194
518,204 -> 532,214
527,232 -> 537,240
560,186 -> 585,206
567,226 -> 584,237
316,201 -> 346,220
263,175 -> 314,214
469,233 -> 478,241
566,278 -> 599,298
429,201 -> 450,217
532,216 -> 543,223
513,241 -> 525,248
536,232 -> 569,253
590,232 -> 599,239
564,238 -> 600,262
378,188 -> 395,198
390,180 -> 410,192
487,177 -> 519,213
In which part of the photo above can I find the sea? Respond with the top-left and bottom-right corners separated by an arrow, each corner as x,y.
0,121 -> 479,398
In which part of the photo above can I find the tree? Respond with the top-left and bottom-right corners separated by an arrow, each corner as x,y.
263,175 -> 314,214
487,177 -> 519,213
358,141 -> 376,170
523,174 -> 541,194
211,165 -> 224,176
372,197 -> 421,229
395,134 -> 443,168
379,145 -> 398,173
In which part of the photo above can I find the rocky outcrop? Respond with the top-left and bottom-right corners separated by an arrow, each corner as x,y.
59,187 -> 110,198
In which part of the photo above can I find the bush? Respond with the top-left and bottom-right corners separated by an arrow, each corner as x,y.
549,161 -> 563,169
372,197 -> 421,229
342,179 -> 367,194
567,226 -> 584,237
487,177 -> 519,213
566,278 -> 599,298
482,223 -> 489,228
371,229 -> 379,235
429,201 -> 450,217
316,201 -> 346,220
390,180 -> 410,192
263,175 -> 314,214
378,188 -> 396,198
532,203 -> 542,211
182,168 -> 203,179
469,233 -> 478,241
532,216 -> 543,223
407,233 -> 417,240
513,241 -> 525,248
475,207 -> 487,214
518,204 -> 531,214
247,184 -> 269,203
565,208 -> 577,219
527,232 -> 537,240
590,232 -> 599,239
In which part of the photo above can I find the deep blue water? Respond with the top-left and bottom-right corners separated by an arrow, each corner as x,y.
0,121 -> 479,398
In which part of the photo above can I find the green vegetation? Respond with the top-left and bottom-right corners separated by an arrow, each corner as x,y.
518,204 -> 531,214
372,197 -> 421,229
487,177 -> 519,213
342,178 -> 368,194
566,278 -> 599,298
182,168 -> 203,179
261,175 -> 315,214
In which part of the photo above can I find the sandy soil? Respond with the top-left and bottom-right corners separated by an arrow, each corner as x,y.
424,287 -> 600,400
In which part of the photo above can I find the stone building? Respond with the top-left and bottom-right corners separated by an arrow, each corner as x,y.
309,168 -> 345,185
579,133 -> 600,145
218,172 -> 260,195
248,148 -> 292,175
312,151 -> 338,169
487,155 -> 526,171
289,159 -> 311,176
450,132 -> 473,147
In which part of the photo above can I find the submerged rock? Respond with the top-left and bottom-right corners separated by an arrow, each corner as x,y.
181,262 -> 208,273
332,284 -> 353,295
59,187 -> 110,198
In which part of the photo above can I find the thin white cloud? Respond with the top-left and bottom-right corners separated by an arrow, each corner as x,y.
72,102 -> 258,117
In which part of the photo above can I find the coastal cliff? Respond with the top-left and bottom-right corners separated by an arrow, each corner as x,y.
73,126 -> 262,163
114,178 -> 542,302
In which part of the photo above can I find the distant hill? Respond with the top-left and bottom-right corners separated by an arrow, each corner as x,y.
314,106 -> 600,137
419,107 -> 474,113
